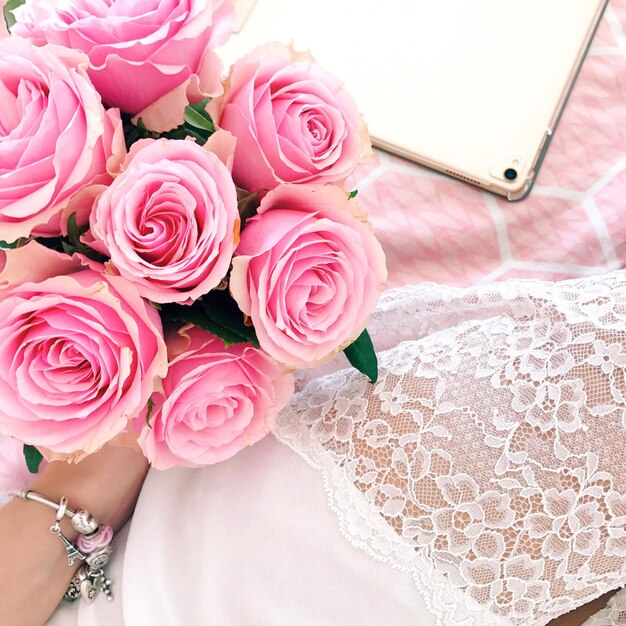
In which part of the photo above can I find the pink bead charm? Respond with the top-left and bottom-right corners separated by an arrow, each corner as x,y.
77,525 -> 113,554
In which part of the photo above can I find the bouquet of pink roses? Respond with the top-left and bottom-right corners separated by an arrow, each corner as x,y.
0,0 -> 387,475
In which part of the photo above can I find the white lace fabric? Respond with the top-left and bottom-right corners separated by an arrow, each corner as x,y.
275,272 -> 626,625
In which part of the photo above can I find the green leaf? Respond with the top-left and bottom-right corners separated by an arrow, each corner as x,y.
348,189 -> 359,199
66,212 -> 82,248
122,99 -> 215,147
36,236 -> 65,254
164,126 -> 208,144
344,329 -> 378,383
61,213 -> 108,263
145,397 -> 155,428
0,239 -> 19,249
183,105 -> 215,133
120,113 -> 158,150
188,98 -> 211,114
3,0 -> 25,30
161,302 -> 243,346
23,444 -> 43,474
201,290 -> 259,347
61,241 -> 75,256
161,290 -> 259,348
156,101 -> 216,146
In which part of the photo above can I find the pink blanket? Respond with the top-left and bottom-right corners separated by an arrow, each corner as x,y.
350,2 -> 626,290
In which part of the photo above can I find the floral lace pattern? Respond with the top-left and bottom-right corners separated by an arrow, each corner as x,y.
275,272 -> 626,625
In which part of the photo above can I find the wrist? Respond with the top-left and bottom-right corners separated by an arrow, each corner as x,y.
29,444 -> 149,533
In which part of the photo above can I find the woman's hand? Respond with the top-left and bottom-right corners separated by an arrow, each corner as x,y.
0,444 -> 149,626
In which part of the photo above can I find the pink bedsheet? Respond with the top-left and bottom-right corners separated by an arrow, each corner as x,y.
349,2 -> 626,290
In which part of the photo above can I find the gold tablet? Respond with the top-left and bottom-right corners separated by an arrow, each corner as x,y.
222,0 -> 608,200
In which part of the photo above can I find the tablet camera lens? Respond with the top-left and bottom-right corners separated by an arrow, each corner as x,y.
504,168 -> 518,181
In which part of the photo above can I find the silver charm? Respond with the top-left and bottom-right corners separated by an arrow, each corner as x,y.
80,574 -> 101,603
101,576 -> 114,601
64,584 -> 81,601
64,572 -> 83,602
65,565 -> 113,604
50,523 -> 86,566
86,546 -> 112,570
7,489 -> 115,605
71,509 -> 99,535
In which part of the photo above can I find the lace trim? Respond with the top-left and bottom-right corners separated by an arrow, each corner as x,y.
276,272 -> 626,625
271,426 -> 507,626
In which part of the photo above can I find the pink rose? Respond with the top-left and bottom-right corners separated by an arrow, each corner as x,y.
208,43 -> 371,192
139,326 -> 294,469
12,0 -> 235,128
0,37 -> 124,242
90,138 -> 240,305
0,242 -> 168,457
230,184 -> 387,367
